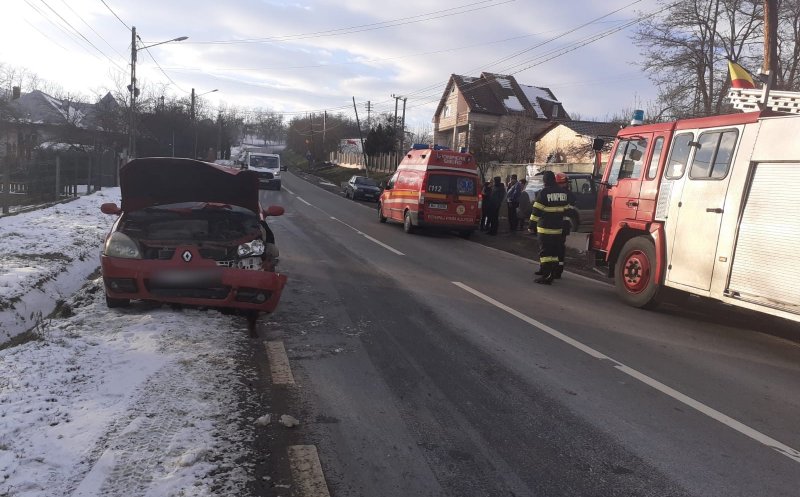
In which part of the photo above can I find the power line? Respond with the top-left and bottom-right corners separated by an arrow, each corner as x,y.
24,0 -> 99,58
22,17 -> 69,52
160,30 -> 561,74
185,0 -> 513,45
136,34 -> 188,93
99,0 -> 130,31
59,0 -> 127,62
38,0 -> 127,72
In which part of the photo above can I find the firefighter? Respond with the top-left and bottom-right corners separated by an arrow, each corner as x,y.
553,172 -> 577,279
529,171 -> 571,284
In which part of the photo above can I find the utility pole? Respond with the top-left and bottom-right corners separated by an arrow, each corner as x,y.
764,0 -> 778,79
365,101 -> 371,129
760,0 -> 778,109
191,88 -> 197,158
217,111 -> 223,160
323,110 -> 327,157
353,97 -> 369,176
128,26 -> 137,159
399,97 -> 407,153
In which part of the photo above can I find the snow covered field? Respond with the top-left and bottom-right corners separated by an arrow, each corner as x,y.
0,192 -> 263,496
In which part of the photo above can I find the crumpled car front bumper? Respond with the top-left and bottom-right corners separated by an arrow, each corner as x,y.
101,245 -> 287,312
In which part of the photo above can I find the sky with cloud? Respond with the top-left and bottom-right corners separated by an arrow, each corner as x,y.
2,0 -> 663,129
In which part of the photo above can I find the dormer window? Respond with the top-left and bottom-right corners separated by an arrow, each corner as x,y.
553,104 -> 559,118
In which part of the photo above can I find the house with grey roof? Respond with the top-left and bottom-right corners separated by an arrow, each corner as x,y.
432,72 -> 570,162
1,89 -> 123,161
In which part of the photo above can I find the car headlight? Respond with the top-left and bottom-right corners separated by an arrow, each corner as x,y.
237,239 -> 265,257
103,232 -> 142,259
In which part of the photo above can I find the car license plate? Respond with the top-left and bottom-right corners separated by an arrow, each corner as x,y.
429,202 -> 447,209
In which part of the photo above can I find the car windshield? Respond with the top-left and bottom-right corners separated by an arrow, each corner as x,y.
122,202 -> 261,241
250,156 -> 279,168
355,177 -> 378,186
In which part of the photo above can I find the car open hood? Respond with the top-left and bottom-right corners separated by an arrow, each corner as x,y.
120,158 -> 260,213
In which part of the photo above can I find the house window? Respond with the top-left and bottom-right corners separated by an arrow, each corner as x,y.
552,104 -> 559,118
443,105 -> 451,118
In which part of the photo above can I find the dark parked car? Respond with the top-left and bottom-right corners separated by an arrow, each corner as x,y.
343,175 -> 382,202
526,171 -> 597,232
99,158 -> 288,327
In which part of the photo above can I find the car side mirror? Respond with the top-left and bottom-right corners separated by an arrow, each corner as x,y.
384,183 -> 392,190
263,205 -> 285,217
280,165 -> 287,171
101,202 -> 121,215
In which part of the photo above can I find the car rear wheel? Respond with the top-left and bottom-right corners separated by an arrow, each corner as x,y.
614,236 -> 662,309
458,230 -> 472,238
378,203 -> 387,223
403,211 -> 415,234
106,294 -> 130,308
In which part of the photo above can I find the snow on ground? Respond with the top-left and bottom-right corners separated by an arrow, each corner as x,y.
0,189 -> 120,343
0,278 -> 260,497
0,191 -> 264,496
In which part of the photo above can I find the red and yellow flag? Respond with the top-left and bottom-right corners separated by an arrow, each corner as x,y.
728,60 -> 755,89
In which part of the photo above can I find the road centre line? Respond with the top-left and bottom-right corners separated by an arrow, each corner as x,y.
296,196 -> 312,206
330,216 -> 405,256
452,281 -> 800,465
282,186 -> 296,195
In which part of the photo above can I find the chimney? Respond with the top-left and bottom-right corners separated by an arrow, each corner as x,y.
12,86 -> 21,100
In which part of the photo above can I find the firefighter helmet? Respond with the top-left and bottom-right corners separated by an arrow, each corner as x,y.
555,172 -> 568,185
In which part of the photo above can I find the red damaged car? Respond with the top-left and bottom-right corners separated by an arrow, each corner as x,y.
100,157 -> 287,326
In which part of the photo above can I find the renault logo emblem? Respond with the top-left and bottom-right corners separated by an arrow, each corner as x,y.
182,250 -> 192,262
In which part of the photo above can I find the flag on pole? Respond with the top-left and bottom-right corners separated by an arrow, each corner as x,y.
728,60 -> 756,89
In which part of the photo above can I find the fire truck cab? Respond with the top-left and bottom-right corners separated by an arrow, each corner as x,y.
592,109 -> 800,322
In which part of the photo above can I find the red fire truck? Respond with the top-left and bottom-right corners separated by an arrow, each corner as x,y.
591,95 -> 800,322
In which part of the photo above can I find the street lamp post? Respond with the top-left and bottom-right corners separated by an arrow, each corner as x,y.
128,27 -> 187,160
191,88 -> 218,159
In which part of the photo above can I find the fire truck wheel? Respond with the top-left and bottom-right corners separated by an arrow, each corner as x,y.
378,203 -> 387,223
615,236 -> 662,309
403,211 -> 415,234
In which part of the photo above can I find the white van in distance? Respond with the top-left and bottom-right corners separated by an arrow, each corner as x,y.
246,152 -> 281,190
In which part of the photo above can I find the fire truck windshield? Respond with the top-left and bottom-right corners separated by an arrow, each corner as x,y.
607,138 -> 648,185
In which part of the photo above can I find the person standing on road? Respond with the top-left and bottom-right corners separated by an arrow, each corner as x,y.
553,173 -> 577,279
486,176 -> 505,235
529,171 -> 570,284
480,180 -> 492,231
505,174 -> 521,232
516,179 -> 532,231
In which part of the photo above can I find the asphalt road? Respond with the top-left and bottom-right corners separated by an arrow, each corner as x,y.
251,171 -> 800,497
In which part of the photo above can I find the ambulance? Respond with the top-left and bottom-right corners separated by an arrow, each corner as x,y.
378,145 -> 481,237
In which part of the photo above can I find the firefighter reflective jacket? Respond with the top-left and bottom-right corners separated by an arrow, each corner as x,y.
530,186 -> 575,235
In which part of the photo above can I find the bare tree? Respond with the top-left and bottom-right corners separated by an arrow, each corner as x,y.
634,0 -> 763,117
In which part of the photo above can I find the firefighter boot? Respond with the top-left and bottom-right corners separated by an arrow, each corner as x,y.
535,275 -> 553,285
553,264 -> 564,279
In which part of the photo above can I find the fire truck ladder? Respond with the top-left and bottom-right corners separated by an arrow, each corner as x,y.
727,88 -> 800,114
